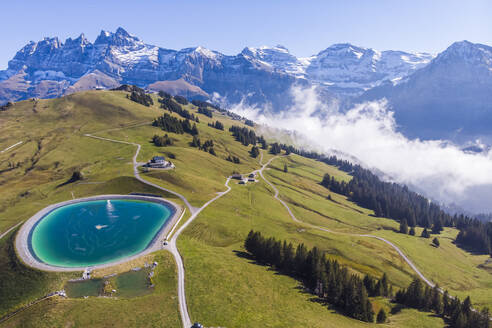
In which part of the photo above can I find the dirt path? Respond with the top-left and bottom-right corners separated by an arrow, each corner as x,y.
0,221 -> 24,240
0,141 -> 23,154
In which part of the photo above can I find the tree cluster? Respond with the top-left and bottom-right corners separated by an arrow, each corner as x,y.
152,113 -> 198,135
158,91 -> 171,99
190,99 -> 244,121
250,146 -> 260,158
128,89 -> 153,107
229,125 -> 257,146
152,134 -> 173,147
270,142 -> 282,155
198,106 -> 213,118
318,167 -> 492,255
226,155 -> 241,164
396,279 -> 490,328
456,224 -> 492,255
159,97 -> 199,122
208,120 -> 224,130
191,136 -> 216,155
173,95 -> 189,105
258,136 -> 268,149
245,119 -> 254,127
191,99 -> 219,110
245,231 -> 385,322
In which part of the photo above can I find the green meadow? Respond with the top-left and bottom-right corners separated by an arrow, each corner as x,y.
0,90 -> 488,327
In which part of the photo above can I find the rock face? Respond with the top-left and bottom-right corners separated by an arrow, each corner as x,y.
359,41 -> 492,141
0,27 -> 432,108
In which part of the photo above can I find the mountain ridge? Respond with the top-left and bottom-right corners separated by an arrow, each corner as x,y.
0,27 -> 434,105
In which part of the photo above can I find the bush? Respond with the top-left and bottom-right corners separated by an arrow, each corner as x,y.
432,237 -> 440,247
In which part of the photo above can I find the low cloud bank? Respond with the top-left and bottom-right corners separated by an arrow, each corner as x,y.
228,86 -> 492,214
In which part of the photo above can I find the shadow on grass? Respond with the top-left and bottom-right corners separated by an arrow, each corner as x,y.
233,249 -> 359,319
452,240 -> 491,256
56,171 -> 83,188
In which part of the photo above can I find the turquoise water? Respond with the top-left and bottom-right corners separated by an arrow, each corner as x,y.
30,199 -> 172,267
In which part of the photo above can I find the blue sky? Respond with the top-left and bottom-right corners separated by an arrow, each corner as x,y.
1,0 -> 491,69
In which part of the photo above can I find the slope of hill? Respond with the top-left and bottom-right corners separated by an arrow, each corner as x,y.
0,90 -> 489,327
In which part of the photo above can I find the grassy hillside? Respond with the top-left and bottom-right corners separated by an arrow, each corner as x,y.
1,251 -> 181,328
0,90 -> 487,326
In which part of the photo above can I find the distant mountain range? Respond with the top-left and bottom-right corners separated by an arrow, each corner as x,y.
1,27 -> 491,142
359,41 -> 492,141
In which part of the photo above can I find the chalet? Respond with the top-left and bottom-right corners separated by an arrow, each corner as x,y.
151,156 -> 165,165
145,156 -> 174,169
231,173 -> 243,180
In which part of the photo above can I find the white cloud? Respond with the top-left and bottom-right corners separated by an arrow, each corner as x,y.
230,86 -> 492,213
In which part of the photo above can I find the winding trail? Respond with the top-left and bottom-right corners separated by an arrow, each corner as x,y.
5,132 -> 445,326
81,135 -> 463,324
258,155 -> 435,288
0,141 -> 23,154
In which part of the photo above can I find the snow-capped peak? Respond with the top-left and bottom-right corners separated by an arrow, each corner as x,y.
435,40 -> 492,68
305,43 -> 434,92
194,46 -> 219,59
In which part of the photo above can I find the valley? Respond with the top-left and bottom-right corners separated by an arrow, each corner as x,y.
0,90 -> 490,327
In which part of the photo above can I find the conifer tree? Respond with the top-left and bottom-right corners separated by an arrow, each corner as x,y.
400,219 -> 409,234
376,308 -> 387,323
421,228 -> 430,238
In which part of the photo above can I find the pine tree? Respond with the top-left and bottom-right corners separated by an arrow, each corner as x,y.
400,219 -> 409,234
432,237 -> 440,247
250,146 -> 260,158
432,219 -> 443,234
409,226 -> 416,236
284,164 -> 288,173
376,308 -> 387,323
462,296 -> 472,317
380,273 -> 389,296
421,228 -> 430,238
191,123 -> 199,136
431,285 -> 443,314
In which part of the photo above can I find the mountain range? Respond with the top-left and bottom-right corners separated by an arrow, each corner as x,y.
1,27 -> 491,142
